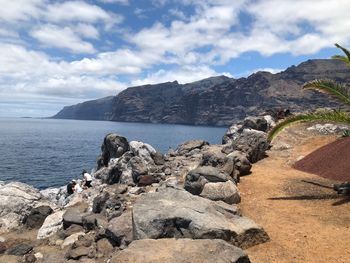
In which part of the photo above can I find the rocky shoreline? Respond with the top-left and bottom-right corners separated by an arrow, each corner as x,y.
0,114 -> 277,263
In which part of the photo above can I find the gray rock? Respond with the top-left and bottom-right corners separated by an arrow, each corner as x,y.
98,133 -> 129,168
227,151 -> 252,176
0,182 -> 46,232
129,156 -> 148,182
132,188 -> 269,249
110,238 -> 251,263
63,209 -> 89,229
106,211 -> 133,247
6,243 -> 32,256
187,166 -> 231,183
92,191 -> 110,213
200,181 -> 241,204
232,129 -> 270,163
129,141 -> 156,165
242,116 -> 268,132
151,152 -> 165,165
96,238 -> 114,257
24,205 -> 53,229
184,174 -> 208,195
222,124 -> 242,144
175,140 -> 209,155
37,210 -> 65,239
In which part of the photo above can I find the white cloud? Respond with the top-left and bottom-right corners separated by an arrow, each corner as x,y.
99,0 -> 129,4
0,0 -> 44,23
131,65 -> 231,86
74,23 -> 100,39
31,24 -> 96,54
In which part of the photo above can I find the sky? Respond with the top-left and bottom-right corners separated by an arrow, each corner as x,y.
0,0 -> 349,117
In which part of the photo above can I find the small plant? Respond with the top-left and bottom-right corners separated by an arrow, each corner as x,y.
342,129 -> 350,137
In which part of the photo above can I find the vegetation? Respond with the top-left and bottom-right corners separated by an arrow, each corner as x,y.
268,43 -> 350,141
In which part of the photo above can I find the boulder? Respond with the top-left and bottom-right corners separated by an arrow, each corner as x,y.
0,182 -> 45,232
175,140 -> 209,156
98,134 -> 129,168
106,211 -> 133,247
137,174 -> 159,186
200,181 -> 241,204
63,209 -> 89,229
61,232 -> 85,248
222,124 -> 242,144
232,129 -> 270,163
151,151 -> 165,165
132,188 -> 269,249
200,151 -> 235,176
92,192 -> 110,214
129,141 -> 156,164
6,243 -> 32,256
96,238 -> 114,257
184,166 -> 232,195
227,151 -> 252,176
129,156 -> 148,182
242,116 -> 268,132
37,210 -> 65,239
187,166 -> 231,183
24,206 -> 53,229
110,239 -> 251,263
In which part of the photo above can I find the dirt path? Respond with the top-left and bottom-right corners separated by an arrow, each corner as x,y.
240,126 -> 350,263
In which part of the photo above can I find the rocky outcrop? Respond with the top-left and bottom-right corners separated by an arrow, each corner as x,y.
110,239 -> 251,263
0,182 -> 53,232
132,188 -> 269,249
53,59 -> 349,126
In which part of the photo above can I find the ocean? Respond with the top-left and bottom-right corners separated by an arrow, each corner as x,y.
0,118 -> 226,189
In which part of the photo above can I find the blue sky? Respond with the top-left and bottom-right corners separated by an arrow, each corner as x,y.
0,0 -> 349,117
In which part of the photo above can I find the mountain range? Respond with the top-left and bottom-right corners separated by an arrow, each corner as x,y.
52,59 -> 350,126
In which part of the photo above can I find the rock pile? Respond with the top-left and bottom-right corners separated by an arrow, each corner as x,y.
0,114 -> 276,262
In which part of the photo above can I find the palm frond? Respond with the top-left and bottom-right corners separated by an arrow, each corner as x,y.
268,110 -> 350,141
331,55 -> 350,66
303,79 -> 350,106
335,43 -> 350,62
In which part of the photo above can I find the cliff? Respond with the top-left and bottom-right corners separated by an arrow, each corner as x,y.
52,59 -> 350,125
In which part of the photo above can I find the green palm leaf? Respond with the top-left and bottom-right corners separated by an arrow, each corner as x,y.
303,79 -> 350,106
334,43 -> 350,62
268,110 -> 350,141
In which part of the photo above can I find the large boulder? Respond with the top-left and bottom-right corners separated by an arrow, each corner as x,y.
106,211 -> 133,247
129,141 -> 156,165
0,182 -> 47,232
132,188 -> 269,249
200,181 -> 241,204
242,116 -> 268,132
37,210 -> 65,239
23,206 -> 53,229
231,129 -> 270,163
98,134 -> 129,168
175,140 -> 209,156
200,151 -> 235,177
222,124 -> 242,144
227,151 -> 252,176
184,166 -> 232,195
110,239 -> 251,263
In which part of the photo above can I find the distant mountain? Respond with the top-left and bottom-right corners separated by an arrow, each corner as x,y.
52,59 -> 350,126
52,96 -> 114,120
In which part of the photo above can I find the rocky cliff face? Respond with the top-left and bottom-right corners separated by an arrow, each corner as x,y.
52,96 -> 114,120
53,59 -> 350,125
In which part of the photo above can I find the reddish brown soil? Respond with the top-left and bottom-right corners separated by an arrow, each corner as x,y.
293,136 -> 350,181
239,125 -> 350,263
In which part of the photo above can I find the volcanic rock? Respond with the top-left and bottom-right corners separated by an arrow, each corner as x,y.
110,239 -> 251,263
132,188 -> 269,249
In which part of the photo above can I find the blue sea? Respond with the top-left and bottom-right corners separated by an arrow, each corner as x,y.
0,118 -> 226,189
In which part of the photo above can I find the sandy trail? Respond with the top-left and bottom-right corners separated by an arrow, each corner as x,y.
240,126 -> 350,263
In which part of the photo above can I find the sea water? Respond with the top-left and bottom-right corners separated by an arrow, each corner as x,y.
0,118 -> 226,189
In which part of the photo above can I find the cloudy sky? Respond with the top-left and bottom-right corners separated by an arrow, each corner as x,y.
0,0 -> 349,117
